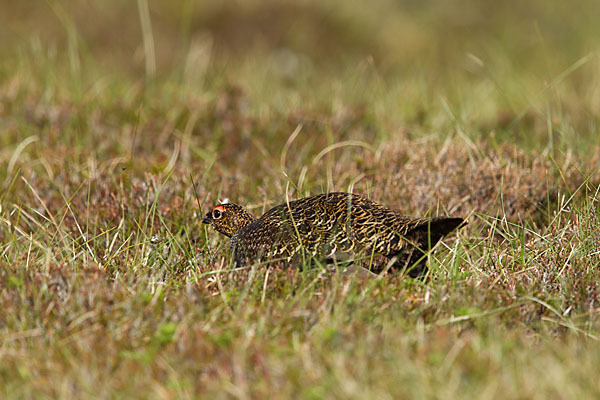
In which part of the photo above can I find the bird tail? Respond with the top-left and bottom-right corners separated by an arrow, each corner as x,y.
415,217 -> 466,239
400,217 -> 466,277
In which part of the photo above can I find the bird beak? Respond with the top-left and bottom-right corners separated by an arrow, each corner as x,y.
202,215 -> 211,224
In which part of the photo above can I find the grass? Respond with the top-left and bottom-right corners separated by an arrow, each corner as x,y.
1,0 -> 600,398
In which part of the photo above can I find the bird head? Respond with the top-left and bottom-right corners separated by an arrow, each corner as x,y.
202,203 -> 256,237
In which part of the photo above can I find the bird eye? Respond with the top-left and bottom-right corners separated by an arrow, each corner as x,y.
212,209 -> 222,219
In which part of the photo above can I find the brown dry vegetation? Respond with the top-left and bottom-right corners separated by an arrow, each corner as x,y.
1,0 -> 600,398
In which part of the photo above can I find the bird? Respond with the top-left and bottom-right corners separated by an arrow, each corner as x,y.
202,192 -> 465,277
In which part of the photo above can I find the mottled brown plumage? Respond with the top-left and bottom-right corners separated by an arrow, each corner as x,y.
202,192 -> 465,277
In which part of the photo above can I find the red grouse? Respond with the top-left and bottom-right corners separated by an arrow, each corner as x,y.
202,192 -> 465,277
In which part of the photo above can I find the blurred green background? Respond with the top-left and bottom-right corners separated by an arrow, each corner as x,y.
2,0 -> 597,75
1,0 -> 599,151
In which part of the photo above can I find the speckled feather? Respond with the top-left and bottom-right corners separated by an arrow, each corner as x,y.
202,192 -> 465,276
